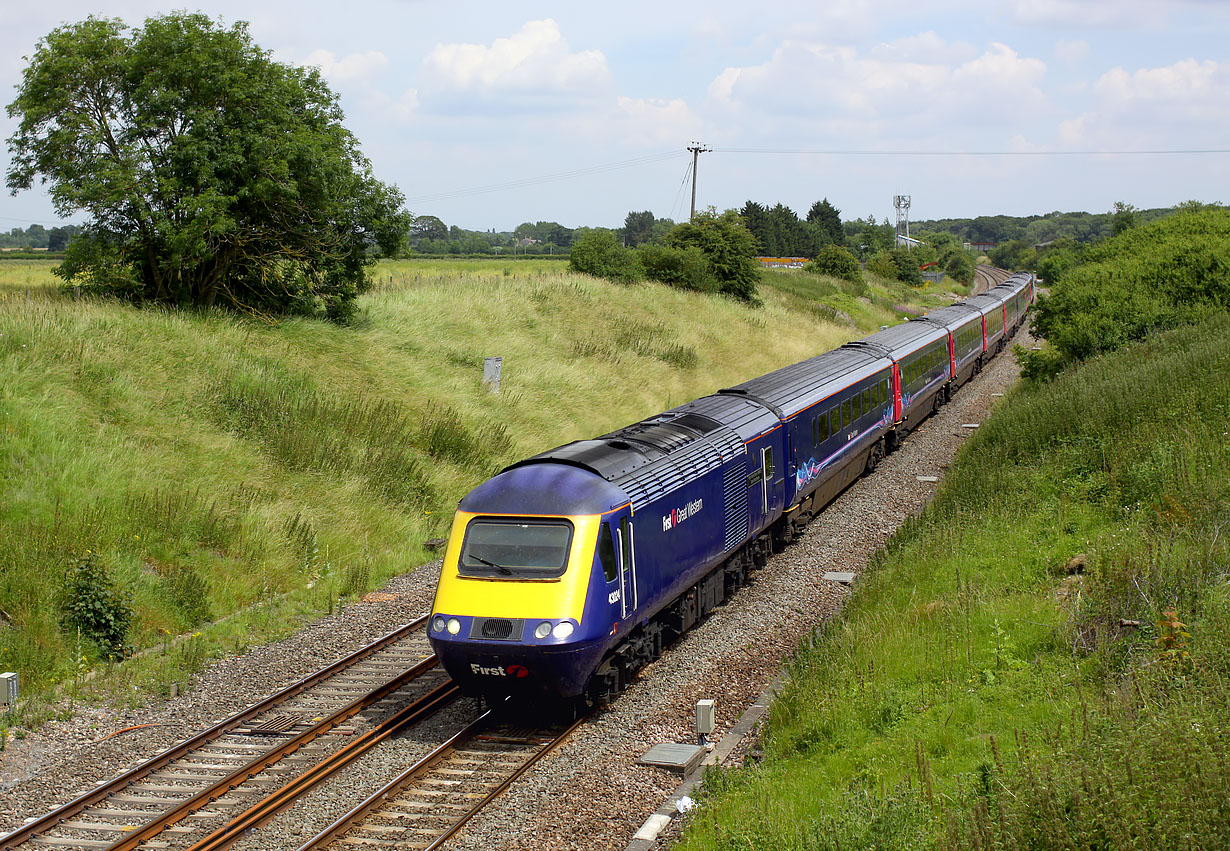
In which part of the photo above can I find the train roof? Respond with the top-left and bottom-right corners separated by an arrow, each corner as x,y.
669,392 -> 781,443
962,292 -> 1010,314
720,346 -> 890,420
502,404 -> 750,510
992,274 -> 1032,295
917,304 -> 982,332
459,461 -> 628,516
844,320 -> 949,360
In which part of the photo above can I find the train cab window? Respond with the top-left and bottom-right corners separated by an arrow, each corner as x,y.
597,523 -> 618,583
459,519 -> 573,578
861,388 -> 871,414
764,447 -> 775,479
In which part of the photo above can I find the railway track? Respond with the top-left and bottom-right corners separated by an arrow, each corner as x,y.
296,711 -> 584,851
0,617 -> 448,851
973,265 -> 1011,295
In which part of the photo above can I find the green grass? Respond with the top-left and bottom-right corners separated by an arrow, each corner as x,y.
0,258 -> 957,713
676,313 -> 1230,850
760,267 -> 970,332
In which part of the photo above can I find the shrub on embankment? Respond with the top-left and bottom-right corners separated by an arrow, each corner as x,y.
1026,206 -> 1230,377
675,312 -> 1230,850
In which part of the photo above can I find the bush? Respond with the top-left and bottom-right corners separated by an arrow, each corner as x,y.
806,245 -> 862,284
868,248 -> 923,287
568,230 -> 644,283
1031,207 -> 1230,365
637,243 -> 716,292
61,553 -> 133,659
943,251 -> 975,285
664,209 -> 761,302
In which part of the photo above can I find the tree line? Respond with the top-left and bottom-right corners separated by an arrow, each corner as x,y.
912,205 -> 1180,247
0,224 -> 82,252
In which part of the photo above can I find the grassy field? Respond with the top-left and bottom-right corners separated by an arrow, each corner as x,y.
676,313 -> 1230,850
0,257 -> 954,715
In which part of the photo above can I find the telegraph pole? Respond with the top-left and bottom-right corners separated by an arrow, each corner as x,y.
688,143 -> 710,221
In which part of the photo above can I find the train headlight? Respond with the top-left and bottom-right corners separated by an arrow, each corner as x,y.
432,616 -> 446,633
534,621 -> 552,639
552,621 -> 575,640
446,617 -> 461,635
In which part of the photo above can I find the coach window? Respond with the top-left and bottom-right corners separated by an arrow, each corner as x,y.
852,392 -> 862,421
818,412 -> 830,442
841,399 -> 852,428
829,407 -> 839,436
598,523 -> 618,583
861,388 -> 871,415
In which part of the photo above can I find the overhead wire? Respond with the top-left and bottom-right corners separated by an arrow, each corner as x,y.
713,147 -> 1230,156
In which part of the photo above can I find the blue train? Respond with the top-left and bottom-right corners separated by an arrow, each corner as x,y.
428,273 -> 1035,703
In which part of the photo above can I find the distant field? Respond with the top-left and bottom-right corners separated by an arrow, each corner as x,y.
0,257 -> 954,708
0,260 -> 59,294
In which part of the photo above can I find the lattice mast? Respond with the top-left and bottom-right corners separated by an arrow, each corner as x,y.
894,195 -> 911,247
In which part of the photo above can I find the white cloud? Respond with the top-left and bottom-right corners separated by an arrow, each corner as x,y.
421,19 -> 611,106
1094,58 -> 1225,110
1058,59 -> 1229,147
608,96 -> 702,146
707,37 -> 1049,133
304,49 -> 389,83
369,87 -> 420,125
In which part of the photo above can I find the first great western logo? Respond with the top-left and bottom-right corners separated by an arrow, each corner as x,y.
662,497 -> 703,532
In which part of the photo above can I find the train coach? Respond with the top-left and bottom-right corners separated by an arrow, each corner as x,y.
428,272 -> 1035,704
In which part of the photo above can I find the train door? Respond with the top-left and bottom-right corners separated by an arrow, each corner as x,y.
617,516 -> 637,619
891,362 -> 903,422
761,443 -> 785,516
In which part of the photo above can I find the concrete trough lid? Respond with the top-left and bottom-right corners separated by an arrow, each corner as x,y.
917,475 -> 940,483
961,423 -> 980,429
640,743 -> 707,774
823,571 -> 856,585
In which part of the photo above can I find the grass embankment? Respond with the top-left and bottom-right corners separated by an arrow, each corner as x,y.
0,258 -> 947,713
678,313 -> 1230,849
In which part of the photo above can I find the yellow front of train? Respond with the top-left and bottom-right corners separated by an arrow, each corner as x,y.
427,461 -> 631,699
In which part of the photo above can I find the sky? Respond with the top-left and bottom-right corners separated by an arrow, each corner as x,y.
2,1 -> 1229,232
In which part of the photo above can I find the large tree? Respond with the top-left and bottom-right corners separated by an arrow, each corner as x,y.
620,210 -> 656,247
6,13 -> 410,320
807,198 -> 843,245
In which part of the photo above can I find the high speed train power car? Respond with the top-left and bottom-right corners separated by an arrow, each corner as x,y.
428,272 -> 1035,704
